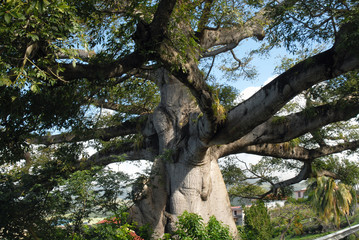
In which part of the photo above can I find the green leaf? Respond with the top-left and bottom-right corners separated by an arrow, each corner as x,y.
38,0 -> 44,13
0,76 -> 12,86
31,84 -> 40,93
4,13 -> 11,24
27,33 -> 39,41
14,12 -> 25,20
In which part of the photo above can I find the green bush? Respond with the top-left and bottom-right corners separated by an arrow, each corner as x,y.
241,200 -> 272,240
163,211 -> 234,240
75,223 -> 139,240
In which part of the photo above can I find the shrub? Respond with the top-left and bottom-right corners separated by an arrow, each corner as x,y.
163,211 -> 234,240
241,200 -> 272,240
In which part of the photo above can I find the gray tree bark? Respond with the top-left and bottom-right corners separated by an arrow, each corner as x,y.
129,72 -> 237,237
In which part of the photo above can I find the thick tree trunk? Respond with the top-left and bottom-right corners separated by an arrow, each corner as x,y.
129,72 -> 237,238
167,154 -> 236,232
130,155 -> 237,238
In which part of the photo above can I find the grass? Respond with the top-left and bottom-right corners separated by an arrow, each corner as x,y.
271,208 -> 359,240
272,231 -> 334,240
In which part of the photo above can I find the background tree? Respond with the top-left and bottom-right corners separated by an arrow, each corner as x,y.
2,0 -> 359,237
0,150 -> 130,240
269,199 -> 319,240
307,176 -> 354,228
241,200 -> 272,240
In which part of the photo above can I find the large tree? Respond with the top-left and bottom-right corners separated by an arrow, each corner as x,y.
2,0 -> 359,237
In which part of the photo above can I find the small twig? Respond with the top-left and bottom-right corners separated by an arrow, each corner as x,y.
230,49 -> 241,67
204,56 -> 215,81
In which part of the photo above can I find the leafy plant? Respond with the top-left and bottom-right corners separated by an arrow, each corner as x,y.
241,200 -> 272,240
163,211 -> 234,240
307,176 -> 353,227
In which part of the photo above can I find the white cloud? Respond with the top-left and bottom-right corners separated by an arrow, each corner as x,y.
263,74 -> 279,86
240,86 -> 260,100
236,75 -> 279,103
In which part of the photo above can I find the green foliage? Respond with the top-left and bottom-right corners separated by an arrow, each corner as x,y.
241,200 -> 272,240
72,210 -> 149,240
311,72 -> 359,102
268,0 -> 359,52
206,216 -> 234,240
174,211 -> 208,240
94,78 -> 160,123
163,211 -> 234,240
208,83 -> 239,111
0,82 -> 90,163
228,183 -> 267,199
270,201 -> 316,239
312,156 -> 359,186
0,0 -> 80,85
307,176 -> 353,227
0,153 -> 130,240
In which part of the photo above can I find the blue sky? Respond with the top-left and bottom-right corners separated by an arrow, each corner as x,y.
211,38 -> 289,93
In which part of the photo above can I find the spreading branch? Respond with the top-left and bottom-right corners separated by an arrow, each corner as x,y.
56,49 -> 96,61
201,43 -> 238,58
199,0 -> 299,57
28,116 -> 147,145
79,143 -> 157,170
259,161 -> 312,199
57,51 -> 147,81
199,9 -> 266,52
219,140 -> 359,162
259,162 -> 338,199
240,96 -> 359,146
54,0 -> 177,83
217,95 -> 359,157
90,99 -> 153,115
211,30 -> 359,145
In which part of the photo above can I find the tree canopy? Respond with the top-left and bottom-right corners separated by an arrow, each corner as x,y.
1,0 -> 359,237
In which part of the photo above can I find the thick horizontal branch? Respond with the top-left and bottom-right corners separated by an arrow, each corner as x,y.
201,43 -> 237,58
28,116 -> 147,145
80,142 -> 157,169
217,96 -> 359,156
211,26 -> 359,145
56,49 -> 96,61
221,143 -> 313,161
219,140 -> 359,161
90,99 -> 152,115
240,96 -> 359,146
199,10 -> 266,51
58,51 -> 147,81
199,0 -> 298,55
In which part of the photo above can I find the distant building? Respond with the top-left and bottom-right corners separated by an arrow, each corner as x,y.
231,206 -> 245,225
294,188 -> 307,199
